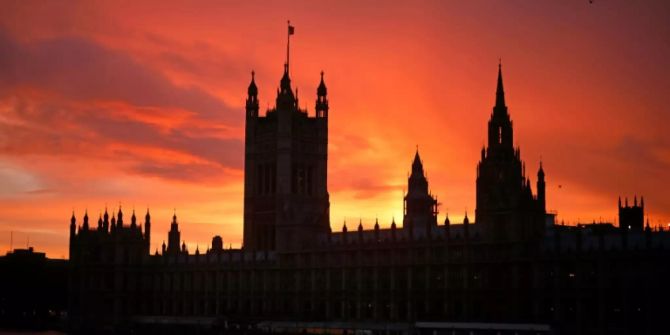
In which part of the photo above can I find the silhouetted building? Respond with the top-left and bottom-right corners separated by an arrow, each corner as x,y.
66,51 -> 670,335
403,150 -> 439,238
476,64 -> 546,243
619,196 -> 644,231
243,64 -> 330,252
0,247 -> 68,329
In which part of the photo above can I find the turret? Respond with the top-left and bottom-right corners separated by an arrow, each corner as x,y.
103,208 -> 109,231
444,213 -> 451,239
130,209 -> 137,228
403,149 -> 438,233
316,71 -> 328,118
69,212 -> 76,238
117,207 -> 124,227
144,209 -> 151,251
69,212 -> 76,259
463,211 -> 470,239
342,221 -> 348,243
82,210 -> 89,231
537,162 -> 546,213
167,212 -> 181,255
246,71 -> 259,118
276,64 -> 296,109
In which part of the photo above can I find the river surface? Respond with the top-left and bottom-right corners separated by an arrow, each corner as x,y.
0,331 -> 66,335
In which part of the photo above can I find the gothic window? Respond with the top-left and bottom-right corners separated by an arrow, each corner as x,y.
257,163 -> 276,195
271,163 -> 276,193
264,163 -> 271,194
298,167 -> 305,193
257,164 -> 263,195
498,126 -> 502,144
307,166 -> 313,195
292,164 -> 312,194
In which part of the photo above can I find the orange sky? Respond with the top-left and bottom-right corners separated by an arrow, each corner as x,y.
1,1 -> 669,258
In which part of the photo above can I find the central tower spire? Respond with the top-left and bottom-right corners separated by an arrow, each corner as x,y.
476,62 -> 546,243
487,61 -> 513,150
496,60 -> 506,108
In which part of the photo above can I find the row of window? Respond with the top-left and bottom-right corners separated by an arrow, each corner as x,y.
255,163 -> 316,195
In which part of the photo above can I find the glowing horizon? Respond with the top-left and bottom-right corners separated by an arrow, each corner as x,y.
1,1 -> 669,258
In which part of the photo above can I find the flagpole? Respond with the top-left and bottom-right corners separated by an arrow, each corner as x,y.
286,20 -> 291,72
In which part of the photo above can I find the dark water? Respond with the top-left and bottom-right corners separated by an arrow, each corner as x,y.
0,332 -> 66,335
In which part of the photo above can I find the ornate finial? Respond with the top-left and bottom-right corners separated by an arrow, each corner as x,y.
251,70 -> 255,80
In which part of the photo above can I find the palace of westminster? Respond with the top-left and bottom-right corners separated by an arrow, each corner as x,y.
62,42 -> 670,334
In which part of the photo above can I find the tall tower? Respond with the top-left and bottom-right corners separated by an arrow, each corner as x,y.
475,63 -> 545,242
69,213 -> 76,258
618,196 -> 644,231
144,209 -> 151,253
537,162 -> 546,213
243,30 -> 330,251
166,213 -> 181,255
403,150 -> 438,235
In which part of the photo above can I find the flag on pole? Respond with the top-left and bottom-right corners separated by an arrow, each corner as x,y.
288,24 -> 295,35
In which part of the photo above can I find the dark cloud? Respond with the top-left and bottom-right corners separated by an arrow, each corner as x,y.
78,108 -> 243,169
541,134 -> 670,215
0,88 -> 243,184
0,29 -> 247,183
129,161 -> 233,183
0,31 -> 241,126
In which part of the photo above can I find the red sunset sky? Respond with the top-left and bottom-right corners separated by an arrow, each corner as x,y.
1,1 -> 669,258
